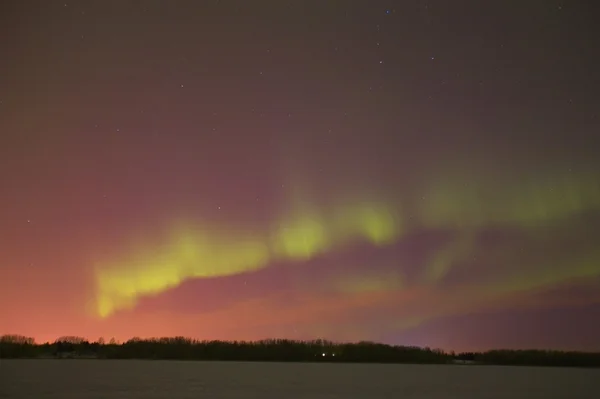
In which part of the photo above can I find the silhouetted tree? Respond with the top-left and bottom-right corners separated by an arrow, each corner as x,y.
1,335 -> 599,367
0,334 -> 35,345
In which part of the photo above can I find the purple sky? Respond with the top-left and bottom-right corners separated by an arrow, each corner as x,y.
1,0 -> 599,351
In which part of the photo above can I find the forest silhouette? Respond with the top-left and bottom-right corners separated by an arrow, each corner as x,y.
2,334 -> 599,368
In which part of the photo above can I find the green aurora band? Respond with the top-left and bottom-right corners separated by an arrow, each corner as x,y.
92,171 -> 600,319
93,201 -> 400,318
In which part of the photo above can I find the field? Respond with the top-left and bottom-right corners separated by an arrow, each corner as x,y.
2,359 -> 599,398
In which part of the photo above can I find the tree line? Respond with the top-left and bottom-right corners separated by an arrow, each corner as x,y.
1,334 -> 599,368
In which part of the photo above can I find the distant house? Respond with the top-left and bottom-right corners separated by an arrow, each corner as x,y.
55,349 -> 77,359
54,341 -> 78,358
452,359 -> 476,365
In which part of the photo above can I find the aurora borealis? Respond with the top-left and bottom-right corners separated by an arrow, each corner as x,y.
1,1 -> 599,351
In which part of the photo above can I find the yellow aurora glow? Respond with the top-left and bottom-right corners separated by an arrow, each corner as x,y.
92,170 -> 600,320
93,201 -> 401,318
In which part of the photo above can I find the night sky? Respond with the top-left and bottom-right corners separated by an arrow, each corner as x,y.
1,1 -> 599,351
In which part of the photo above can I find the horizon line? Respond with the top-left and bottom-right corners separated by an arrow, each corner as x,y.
2,334 -> 600,354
